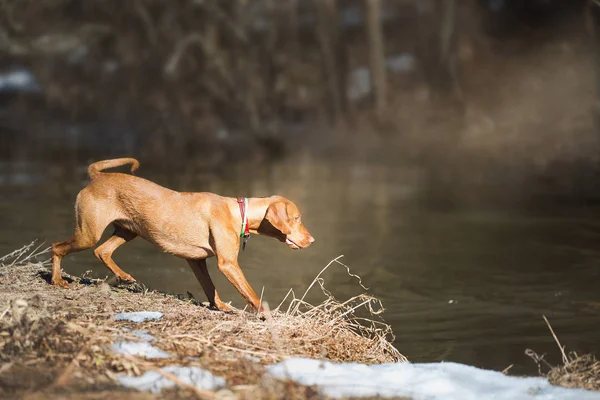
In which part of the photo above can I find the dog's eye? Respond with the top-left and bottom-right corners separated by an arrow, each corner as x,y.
294,215 -> 301,221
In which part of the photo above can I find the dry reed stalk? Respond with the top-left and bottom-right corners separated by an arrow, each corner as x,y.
280,255 -> 406,363
0,241 -> 50,268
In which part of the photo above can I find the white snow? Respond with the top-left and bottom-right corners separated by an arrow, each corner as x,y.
118,365 -> 226,394
266,358 -> 600,400
347,67 -> 372,101
0,69 -> 41,92
115,311 -> 163,323
121,328 -> 156,342
111,341 -> 171,359
131,330 -> 155,342
386,53 -> 417,73
347,53 -> 416,101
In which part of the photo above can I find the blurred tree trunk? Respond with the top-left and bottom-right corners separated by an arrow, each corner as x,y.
285,0 -> 300,57
314,0 -> 347,121
587,0 -> 600,123
334,5 -> 349,119
365,0 -> 387,118
427,0 -> 462,101
440,0 -> 462,101
230,0 -> 262,135
263,0 -> 280,123
416,0 -> 460,101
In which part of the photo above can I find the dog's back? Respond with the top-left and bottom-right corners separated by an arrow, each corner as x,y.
79,172 -> 216,256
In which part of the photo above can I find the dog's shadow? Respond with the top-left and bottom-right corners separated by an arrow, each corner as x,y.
38,270 -> 75,285
38,270 -> 148,293
37,270 -> 219,310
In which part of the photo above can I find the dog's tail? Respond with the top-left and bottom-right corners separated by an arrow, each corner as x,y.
87,158 -> 140,180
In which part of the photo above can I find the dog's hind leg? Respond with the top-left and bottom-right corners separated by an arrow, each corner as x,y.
51,193 -> 114,288
94,226 -> 137,283
51,227 -> 104,288
51,235 -> 97,287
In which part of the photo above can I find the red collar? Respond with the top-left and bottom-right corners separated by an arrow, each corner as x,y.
237,196 -> 250,240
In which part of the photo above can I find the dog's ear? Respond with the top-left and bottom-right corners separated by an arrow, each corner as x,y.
265,201 -> 292,235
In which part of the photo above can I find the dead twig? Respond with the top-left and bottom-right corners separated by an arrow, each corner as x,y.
543,315 -> 568,365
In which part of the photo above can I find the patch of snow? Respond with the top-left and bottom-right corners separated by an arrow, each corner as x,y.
347,67 -> 371,101
118,365 -> 226,394
386,53 -> 416,73
115,311 -> 163,323
121,328 -> 156,342
0,68 -> 41,93
111,341 -> 171,359
347,54 -> 416,101
216,127 -> 230,140
340,5 -> 398,28
66,45 -> 89,64
340,7 -> 364,27
132,330 -> 155,342
243,355 -> 261,363
103,60 -> 119,74
266,358 -> 600,400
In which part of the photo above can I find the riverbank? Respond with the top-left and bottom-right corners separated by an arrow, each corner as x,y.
0,244 -> 403,399
2,243 -> 600,399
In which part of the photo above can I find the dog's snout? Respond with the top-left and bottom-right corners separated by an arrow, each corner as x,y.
309,235 -> 315,244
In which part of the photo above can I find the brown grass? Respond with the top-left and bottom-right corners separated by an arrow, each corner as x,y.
0,243 -> 405,399
526,315 -> 600,393
547,354 -> 600,392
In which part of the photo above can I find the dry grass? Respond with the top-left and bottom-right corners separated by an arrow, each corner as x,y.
547,354 -> 600,392
0,243 -> 405,399
526,315 -> 600,392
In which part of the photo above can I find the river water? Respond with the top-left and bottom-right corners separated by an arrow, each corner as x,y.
2,146 -> 600,376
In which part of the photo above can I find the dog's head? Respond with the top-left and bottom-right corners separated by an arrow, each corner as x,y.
258,196 -> 314,249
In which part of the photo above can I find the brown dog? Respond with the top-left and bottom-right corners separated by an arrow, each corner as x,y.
51,158 -> 314,311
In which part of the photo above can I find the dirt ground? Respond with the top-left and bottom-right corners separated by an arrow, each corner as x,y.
0,244 -> 404,399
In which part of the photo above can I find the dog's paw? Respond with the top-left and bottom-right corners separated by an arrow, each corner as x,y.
52,278 -> 70,289
214,300 -> 233,313
117,273 -> 136,284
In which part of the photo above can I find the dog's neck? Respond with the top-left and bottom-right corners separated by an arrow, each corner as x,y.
234,197 -> 273,234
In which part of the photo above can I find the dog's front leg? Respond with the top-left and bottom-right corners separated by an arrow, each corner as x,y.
216,258 -> 263,312
212,235 -> 262,311
211,223 -> 263,311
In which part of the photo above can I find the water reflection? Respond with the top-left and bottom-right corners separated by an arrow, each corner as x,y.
2,151 -> 600,375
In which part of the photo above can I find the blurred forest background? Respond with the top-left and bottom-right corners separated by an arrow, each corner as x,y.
0,0 -> 597,169
4,1 -> 600,371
